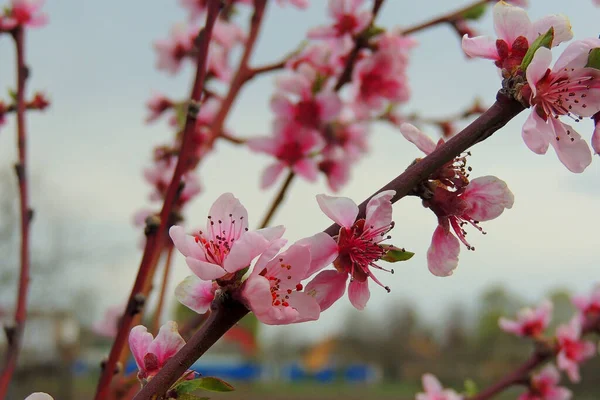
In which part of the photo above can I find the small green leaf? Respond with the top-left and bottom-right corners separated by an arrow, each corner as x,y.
174,377 -> 235,395
464,379 -> 478,396
362,25 -> 386,40
461,4 -> 487,20
7,89 -> 17,102
520,27 -> 554,71
585,48 -> 600,70
381,245 -> 414,263
311,73 -> 327,94
173,102 -> 188,130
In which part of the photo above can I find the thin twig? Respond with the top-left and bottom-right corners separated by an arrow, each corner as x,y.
258,171 -> 295,229
401,0 -> 487,35
0,26 -> 32,398
152,246 -> 175,333
93,3 -> 222,399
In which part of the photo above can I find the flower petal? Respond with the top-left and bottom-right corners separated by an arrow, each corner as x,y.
292,158 -> 319,181
296,232 -> 340,277
223,231 -> 270,273
25,394 -> 54,400
422,373 -> 443,394
169,225 -> 207,261
549,119 -> 592,173
399,123 -> 437,155
253,238 -> 289,276
175,275 -> 215,314
316,194 -> 359,228
463,176 -> 514,221
493,1 -> 532,45
461,35 -> 499,60
305,270 -> 348,312
526,47 -> 553,97
427,226 -> 460,277
286,291 -> 321,323
553,38 -> 600,71
365,190 -> 395,233
261,162 -> 286,189
129,325 -> 153,371
348,279 -> 370,310
530,14 -> 572,48
522,109 -> 551,154
148,321 -> 186,366
206,193 -> 249,236
185,257 -> 226,280
242,275 -> 273,315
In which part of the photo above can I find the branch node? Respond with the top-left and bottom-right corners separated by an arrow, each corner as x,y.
144,215 -> 161,236
187,100 -> 201,119
27,208 -> 34,223
3,325 -> 16,346
13,162 -> 24,181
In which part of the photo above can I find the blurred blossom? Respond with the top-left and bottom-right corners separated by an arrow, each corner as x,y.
24,394 -> 54,400
415,374 -> 463,400
92,303 -> 124,338
572,285 -> 600,317
307,0 -> 372,41
498,300 -> 552,338
1,0 -> 48,30
518,364 -> 571,400
555,316 -> 596,382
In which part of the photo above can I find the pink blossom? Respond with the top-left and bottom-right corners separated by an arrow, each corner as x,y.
169,193 -> 285,281
308,0 -> 371,41
25,393 -> 53,400
416,374 -> 463,400
498,300 -> 552,337
241,239 -> 332,325
272,66 -> 342,130
352,33 -> 414,115
518,364 -> 571,400
555,316 -> 596,382
286,39 -> 352,76
175,275 -> 218,314
591,112 -> 600,155
522,39 -> 600,173
129,321 -> 186,380
572,285 -> 600,317
92,303 -> 124,338
305,191 -> 397,311
0,101 -> 6,127
400,123 -> 514,277
1,0 -> 48,30
318,148 -> 352,192
248,120 -> 324,188
146,93 -> 174,123
462,1 -> 572,72
276,0 -> 309,9
143,156 -> 201,205
154,23 -> 195,74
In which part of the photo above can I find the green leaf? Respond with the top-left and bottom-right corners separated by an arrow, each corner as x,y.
520,27 -> 554,71
585,48 -> 600,70
362,24 -> 386,40
7,89 -> 17,102
173,102 -> 188,130
461,4 -> 487,20
464,379 -> 478,396
173,377 -> 235,395
381,245 -> 414,263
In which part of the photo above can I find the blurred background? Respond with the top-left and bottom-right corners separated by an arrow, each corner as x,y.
0,0 -> 599,399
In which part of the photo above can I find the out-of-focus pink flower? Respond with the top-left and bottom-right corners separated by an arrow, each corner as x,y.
521,39 -> 600,173
0,101 -> 7,127
572,285 -> 600,317
248,120 -> 324,188
286,39 -> 353,77
305,191 -> 397,311
129,321 -> 186,380
318,148 -> 352,192
25,393 -> 53,400
400,123 -> 514,277
592,113 -> 600,155
518,364 -> 571,400
498,300 -> 552,337
27,92 -> 49,110
555,316 -> 596,382
175,275 -> 218,314
154,23 -> 195,74
146,93 -> 174,123
352,33 -> 414,115
308,0 -> 371,40
416,374 -> 463,400
169,193 -> 285,281
242,240 -> 331,325
1,0 -> 48,29
462,1 -> 572,72
143,155 -> 201,205
276,0 -> 309,9
272,66 -> 342,130
92,303 -> 124,338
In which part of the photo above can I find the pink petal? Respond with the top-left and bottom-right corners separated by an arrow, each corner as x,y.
348,279 -> 370,310
223,231 -> 270,273
148,321 -> 186,365
129,325 -> 153,370
265,244 -> 312,290
427,226 -> 460,277
498,318 -> 522,335
247,136 -> 278,155
522,109 -> 551,154
255,225 -> 286,242
557,352 -> 580,382
553,38 -> 600,71
365,190 -> 395,232
422,373 -> 443,394
530,14 -> 573,48
548,119 -> 592,173
261,162 -> 286,189
292,158 -> 319,181
25,394 -> 54,400
329,0 -> 346,18
286,291 -> 321,323
169,225 -> 206,261
305,270 -> 348,312
206,193 -> 249,235
185,257 -> 227,280
307,25 -> 338,39
461,35 -> 500,60
535,364 -> 561,386
270,94 -> 295,118
316,194 -> 359,228
296,232 -> 339,277
463,176 -> 514,221
253,238 -> 288,275
493,1 -> 532,45
526,47 -> 553,97
398,123 -> 437,155
175,275 -> 215,314
316,91 -> 342,122
571,294 -> 589,313
242,275 -> 273,315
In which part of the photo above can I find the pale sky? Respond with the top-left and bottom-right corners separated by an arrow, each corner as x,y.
0,0 -> 599,342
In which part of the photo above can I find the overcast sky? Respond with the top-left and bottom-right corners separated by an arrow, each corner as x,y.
0,0 -> 599,342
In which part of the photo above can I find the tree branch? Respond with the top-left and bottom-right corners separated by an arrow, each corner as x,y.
401,0 -> 487,35
258,171 -> 295,229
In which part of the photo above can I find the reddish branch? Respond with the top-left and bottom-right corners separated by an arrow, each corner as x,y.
258,171 -> 295,228
92,3 -> 222,399
401,0 -> 487,35
0,27 -> 32,398
129,91 -> 525,399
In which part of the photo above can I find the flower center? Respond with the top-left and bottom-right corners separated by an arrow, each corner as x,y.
495,36 -> 529,72
334,15 -> 358,35
194,214 -> 247,265
295,100 -> 321,129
